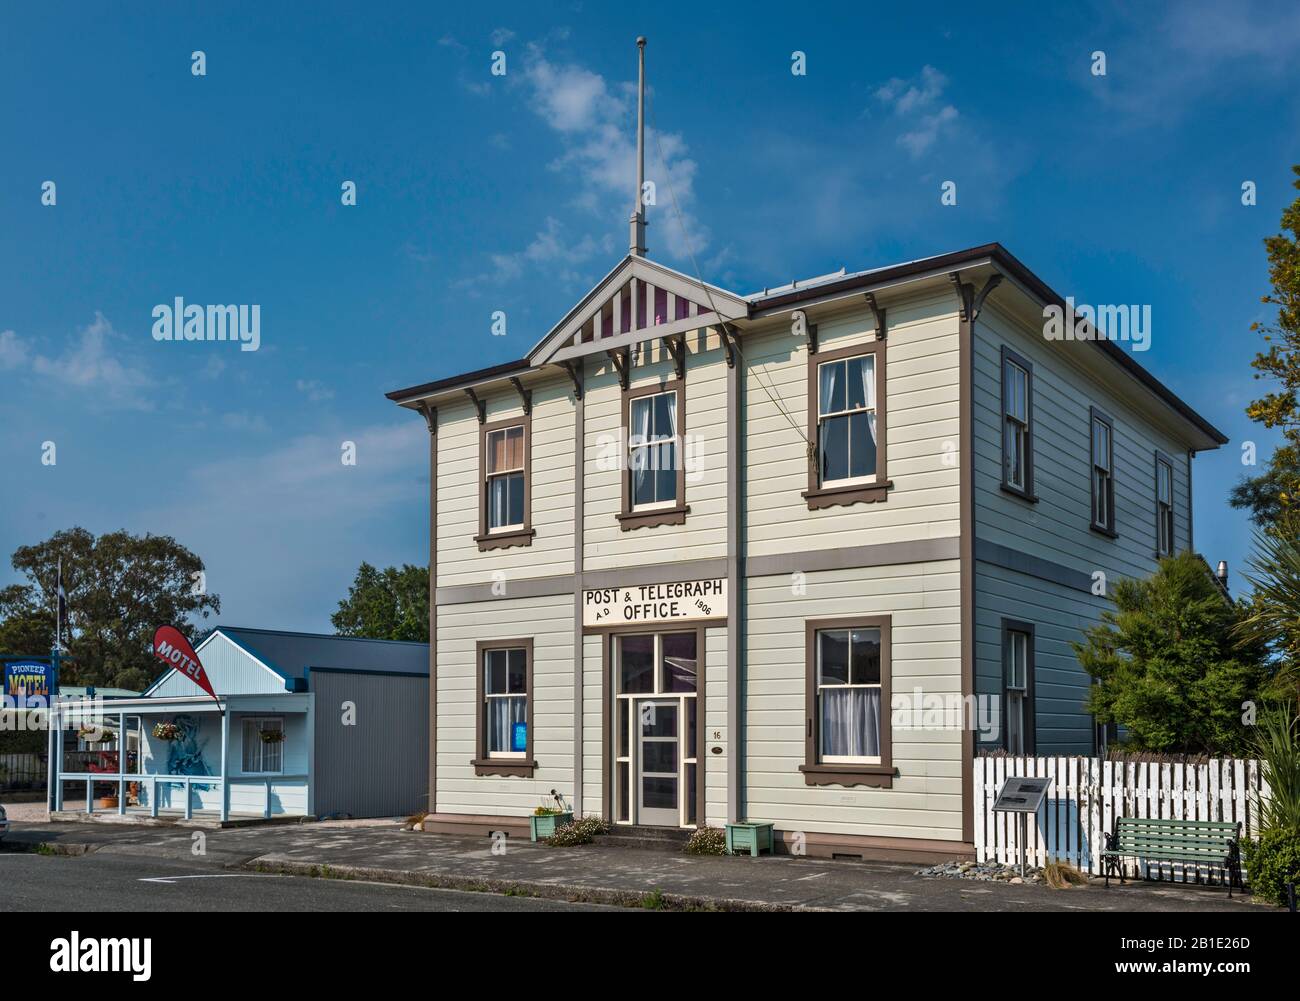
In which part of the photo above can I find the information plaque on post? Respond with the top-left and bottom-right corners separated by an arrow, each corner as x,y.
992,776 -> 1054,876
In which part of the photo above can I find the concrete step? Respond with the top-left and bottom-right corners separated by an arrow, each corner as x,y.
595,825 -> 692,852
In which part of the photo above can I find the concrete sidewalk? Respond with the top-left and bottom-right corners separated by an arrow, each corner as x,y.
1,820 -> 1266,912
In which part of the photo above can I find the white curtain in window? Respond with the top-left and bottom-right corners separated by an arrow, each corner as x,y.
820,689 -> 881,757
819,361 -> 839,414
487,696 -> 527,753
489,477 -> 508,527
860,356 -> 874,411
631,398 -> 652,496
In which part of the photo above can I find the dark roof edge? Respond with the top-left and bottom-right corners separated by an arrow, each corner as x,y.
759,242 -> 1227,447
385,242 -> 1226,447
385,358 -> 531,404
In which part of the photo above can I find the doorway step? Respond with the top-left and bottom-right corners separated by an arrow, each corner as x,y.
594,824 -> 692,852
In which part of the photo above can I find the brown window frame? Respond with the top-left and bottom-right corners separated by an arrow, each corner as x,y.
1154,451 -> 1175,558
617,377 -> 689,531
1001,619 -> 1036,755
475,415 -> 534,551
1000,345 -> 1037,502
472,638 -> 536,777
799,615 -> 894,788
803,340 -> 890,510
1089,406 -> 1117,538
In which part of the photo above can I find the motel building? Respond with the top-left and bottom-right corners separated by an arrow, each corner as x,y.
387,233 -> 1226,862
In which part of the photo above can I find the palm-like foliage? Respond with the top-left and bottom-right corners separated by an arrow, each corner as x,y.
1253,704 -> 1300,834
1237,512 -> 1300,698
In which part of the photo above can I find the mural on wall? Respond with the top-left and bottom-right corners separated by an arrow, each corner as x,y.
165,714 -> 212,784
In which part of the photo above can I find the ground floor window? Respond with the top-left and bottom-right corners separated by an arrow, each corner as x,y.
474,639 -> 535,777
241,717 -> 284,774
609,629 -> 702,828
801,615 -> 893,788
1002,620 -> 1035,755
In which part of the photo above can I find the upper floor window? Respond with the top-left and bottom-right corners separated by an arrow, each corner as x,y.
476,417 -> 533,551
1001,347 -> 1035,499
1155,453 -> 1174,557
629,389 -> 678,508
1090,408 -> 1116,536
804,341 -> 888,509
818,353 -> 877,485
487,425 -> 525,530
618,379 -> 687,531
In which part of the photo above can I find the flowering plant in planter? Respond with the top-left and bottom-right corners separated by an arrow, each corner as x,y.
259,729 -> 285,744
152,721 -> 182,741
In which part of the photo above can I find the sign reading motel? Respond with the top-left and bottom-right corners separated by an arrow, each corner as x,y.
583,578 -> 726,627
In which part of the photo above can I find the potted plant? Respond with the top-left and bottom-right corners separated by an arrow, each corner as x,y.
260,728 -> 285,744
528,790 -> 573,842
152,721 -> 181,741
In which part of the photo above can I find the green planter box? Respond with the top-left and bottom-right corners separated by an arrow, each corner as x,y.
530,811 -> 574,842
725,821 -> 775,857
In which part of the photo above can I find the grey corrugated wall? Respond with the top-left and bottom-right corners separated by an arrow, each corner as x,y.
310,671 -> 429,818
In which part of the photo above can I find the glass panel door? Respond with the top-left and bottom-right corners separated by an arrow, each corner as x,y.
636,699 -> 680,826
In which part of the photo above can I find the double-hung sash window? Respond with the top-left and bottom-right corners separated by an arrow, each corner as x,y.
815,626 -> 882,763
1001,349 -> 1033,496
241,717 -> 284,774
817,353 -> 878,486
1155,455 -> 1174,557
1004,629 -> 1030,754
486,425 -> 525,532
1090,409 -> 1115,534
629,390 -> 679,509
483,647 -> 528,759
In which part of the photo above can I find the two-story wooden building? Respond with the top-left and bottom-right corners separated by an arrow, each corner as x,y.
387,242 -> 1225,862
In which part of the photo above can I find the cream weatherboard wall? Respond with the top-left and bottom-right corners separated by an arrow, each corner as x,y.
971,299 -> 1198,754
745,561 -> 964,842
745,291 -> 962,556
436,376 -> 576,588
436,593 -> 574,814
581,330 -> 729,572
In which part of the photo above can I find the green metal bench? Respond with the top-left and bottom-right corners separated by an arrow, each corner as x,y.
1101,817 -> 1242,896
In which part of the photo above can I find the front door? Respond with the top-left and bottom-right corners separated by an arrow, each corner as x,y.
636,699 -> 679,826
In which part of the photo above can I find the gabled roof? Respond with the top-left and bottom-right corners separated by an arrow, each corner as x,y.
144,626 -> 429,696
384,243 -> 1227,448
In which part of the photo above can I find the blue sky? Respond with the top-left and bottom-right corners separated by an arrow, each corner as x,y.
1,1 -> 1298,630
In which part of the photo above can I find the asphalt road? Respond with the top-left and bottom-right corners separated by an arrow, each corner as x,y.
0,851 -> 626,912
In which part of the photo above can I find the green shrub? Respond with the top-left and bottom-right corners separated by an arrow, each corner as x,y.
1242,828 -> 1300,905
685,825 -> 727,855
545,815 -> 609,847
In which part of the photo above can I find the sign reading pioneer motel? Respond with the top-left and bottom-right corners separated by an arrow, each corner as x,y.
583,578 -> 726,627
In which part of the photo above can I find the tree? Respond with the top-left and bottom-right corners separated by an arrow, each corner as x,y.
2,527 -> 220,692
331,562 -> 429,642
1075,551 -> 1269,756
1230,164 -> 1300,528
1237,511 -> 1300,700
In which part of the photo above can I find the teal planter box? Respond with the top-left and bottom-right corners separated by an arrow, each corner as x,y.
725,821 -> 775,857
530,811 -> 574,842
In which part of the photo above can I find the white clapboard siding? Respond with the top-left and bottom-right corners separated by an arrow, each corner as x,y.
975,755 -> 1270,883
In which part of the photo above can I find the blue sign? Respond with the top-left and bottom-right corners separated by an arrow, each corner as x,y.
511,721 -> 528,753
4,660 -> 51,708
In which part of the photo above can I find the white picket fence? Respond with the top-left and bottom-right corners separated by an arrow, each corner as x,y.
975,755 -> 1268,883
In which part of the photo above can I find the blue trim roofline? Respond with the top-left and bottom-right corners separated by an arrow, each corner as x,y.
211,626 -> 428,648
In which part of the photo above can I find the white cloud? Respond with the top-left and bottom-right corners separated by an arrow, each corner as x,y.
295,379 -> 335,402
221,411 -> 270,433
464,40 -> 709,287
0,329 -> 29,369
29,312 -> 154,410
874,65 -> 959,158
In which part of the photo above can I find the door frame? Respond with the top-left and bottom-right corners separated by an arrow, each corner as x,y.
599,623 -> 708,828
